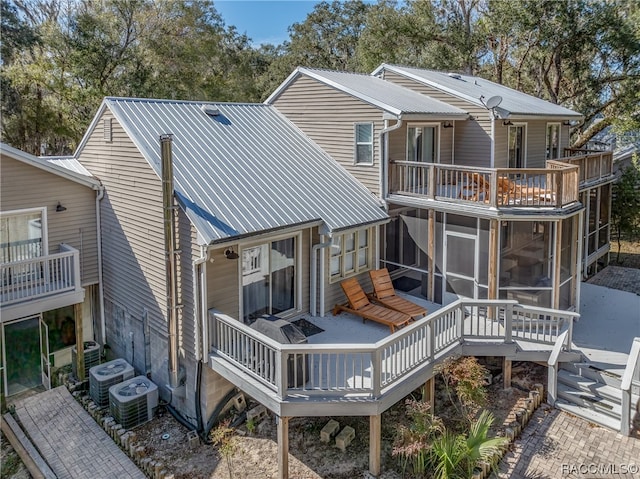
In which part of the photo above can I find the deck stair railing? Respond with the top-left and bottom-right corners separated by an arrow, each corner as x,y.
0,243 -> 80,306
620,338 -> 640,436
209,299 -> 577,401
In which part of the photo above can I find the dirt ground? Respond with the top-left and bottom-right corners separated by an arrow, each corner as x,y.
128,361 -> 546,479
609,237 -> 640,268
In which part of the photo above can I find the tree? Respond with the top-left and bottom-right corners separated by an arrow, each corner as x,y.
612,155 -> 640,263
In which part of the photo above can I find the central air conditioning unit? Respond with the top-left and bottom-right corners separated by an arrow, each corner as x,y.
89,358 -> 134,407
109,376 -> 158,429
72,341 -> 101,379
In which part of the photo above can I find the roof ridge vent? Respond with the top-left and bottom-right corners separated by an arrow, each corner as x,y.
447,72 -> 462,80
201,105 -> 220,116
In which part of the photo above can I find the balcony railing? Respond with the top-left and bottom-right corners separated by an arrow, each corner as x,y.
561,149 -> 614,186
389,162 -> 579,209
208,300 -> 577,401
0,244 -> 81,306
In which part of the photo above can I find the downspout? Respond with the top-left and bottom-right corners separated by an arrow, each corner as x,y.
379,117 -> 403,210
490,115 -> 495,168
193,245 -> 207,432
311,236 -> 331,317
161,134 -> 180,390
95,185 -> 106,346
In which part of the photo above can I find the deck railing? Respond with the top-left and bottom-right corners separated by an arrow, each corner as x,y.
389,162 -> 579,208
620,337 -> 640,436
208,299 -> 577,401
561,149 -> 614,186
0,244 -> 80,306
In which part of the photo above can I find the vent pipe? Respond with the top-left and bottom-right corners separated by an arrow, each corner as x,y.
161,134 -> 179,389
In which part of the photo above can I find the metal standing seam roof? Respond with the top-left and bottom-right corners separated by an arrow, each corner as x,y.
1,142 -> 100,189
98,98 -> 388,244
266,67 -> 468,118
374,64 -> 583,119
43,156 -> 94,177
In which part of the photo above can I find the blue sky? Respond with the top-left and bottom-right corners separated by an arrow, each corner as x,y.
215,1 -> 320,46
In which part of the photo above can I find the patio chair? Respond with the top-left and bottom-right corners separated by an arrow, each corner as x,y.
367,268 -> 428,320
332,277 -> 412,333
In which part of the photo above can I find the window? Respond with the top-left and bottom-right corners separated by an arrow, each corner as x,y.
354,123 -> 373,164
242,236 -> 297,323
407,125 -> 439,162
330,228 -> 371,282
0,208 -> 46,263
508,124 -> 526,168
546,123 -> 560,159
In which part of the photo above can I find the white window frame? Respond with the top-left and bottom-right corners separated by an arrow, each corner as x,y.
508,123 -> 527,169
546,122 -> 561,160
354,123 -> 374,165
329,228 -> 372,283
0,207 -> 48,259
406,123 -> 441,163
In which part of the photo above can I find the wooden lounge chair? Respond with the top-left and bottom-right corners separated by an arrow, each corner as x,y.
459,173 -> 550,205
332,277 -> 412,333
368,268 -> 427,320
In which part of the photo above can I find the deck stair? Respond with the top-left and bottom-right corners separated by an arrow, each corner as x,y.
554,362 -> 640,432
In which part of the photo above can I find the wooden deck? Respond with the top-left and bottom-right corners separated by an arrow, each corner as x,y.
207,296 -> 580,417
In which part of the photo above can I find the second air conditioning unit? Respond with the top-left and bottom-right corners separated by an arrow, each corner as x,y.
89,358 -> 134,407
109,376 -> 158,429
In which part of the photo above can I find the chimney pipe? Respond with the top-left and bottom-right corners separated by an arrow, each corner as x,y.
161,134 -> 179,389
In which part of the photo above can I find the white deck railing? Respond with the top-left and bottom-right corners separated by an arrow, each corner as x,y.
209,299 -> 577,401
620,337 -> 640,436
0,244 -> 80,306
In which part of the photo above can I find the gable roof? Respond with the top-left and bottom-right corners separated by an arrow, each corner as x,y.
374,64 -> 583,120
1,143 -> 100,189
78,98 -> 388,245
266,67 -> 468,119
43,156 -> 94,177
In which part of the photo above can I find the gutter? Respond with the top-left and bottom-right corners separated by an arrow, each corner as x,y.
311,237 -> 332,317
379,117 -> 404,210
95,185 -> 106,346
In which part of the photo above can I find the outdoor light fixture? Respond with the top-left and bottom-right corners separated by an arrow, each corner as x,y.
442,121 -> 453,128
56,202 -> 67,212
562,120 -> 572,126
503,120 -> 514,126
224,247 -> 239,260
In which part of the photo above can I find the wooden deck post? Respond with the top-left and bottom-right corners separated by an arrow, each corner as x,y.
503,358 -> 512,389
553,221 -> 562,309
427,209 -> 435,302
423,377 -> 435,412
369,414 -> 381,477
277,415 -> 289,479
74,302 -> 85,380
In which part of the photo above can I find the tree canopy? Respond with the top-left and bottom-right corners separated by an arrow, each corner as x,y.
2,0 -> 638,155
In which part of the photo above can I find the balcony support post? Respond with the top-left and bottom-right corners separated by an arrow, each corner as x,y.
369,414 -> 381,477
74,302 -> 85,380
423,377 -> 435,412
277,415 -> 290,479
503,358 -> 512,389
427,209 -> 435,302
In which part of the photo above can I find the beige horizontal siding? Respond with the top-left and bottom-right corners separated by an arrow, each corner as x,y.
0,155 -> 99,285
381,70 -> 492,168
526,121 -> 548,168
272,75 -> 384,195
77,111 -> 182,351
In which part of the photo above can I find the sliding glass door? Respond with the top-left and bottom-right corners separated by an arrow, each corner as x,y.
242,236 -> 297,323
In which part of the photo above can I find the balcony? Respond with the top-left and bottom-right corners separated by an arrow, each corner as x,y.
0,244 -> 84,321
207,300 -> 579,417
388,150 -> 614,212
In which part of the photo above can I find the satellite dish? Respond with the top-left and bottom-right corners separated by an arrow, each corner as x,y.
486,95 -> 503,109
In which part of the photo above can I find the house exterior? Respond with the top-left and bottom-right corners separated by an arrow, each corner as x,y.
72,97 -> 389,433
267,66 -> 616,312
0,143 -> 101,405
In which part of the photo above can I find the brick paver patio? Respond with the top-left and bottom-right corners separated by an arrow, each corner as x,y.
498,404 -> 640,478
587,265 -> 640,296
13,386 -> 145,479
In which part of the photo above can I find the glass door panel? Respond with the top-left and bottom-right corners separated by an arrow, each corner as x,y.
445,232 -> 477,299
40,318 -> 51,389
4,317 -> 41,396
